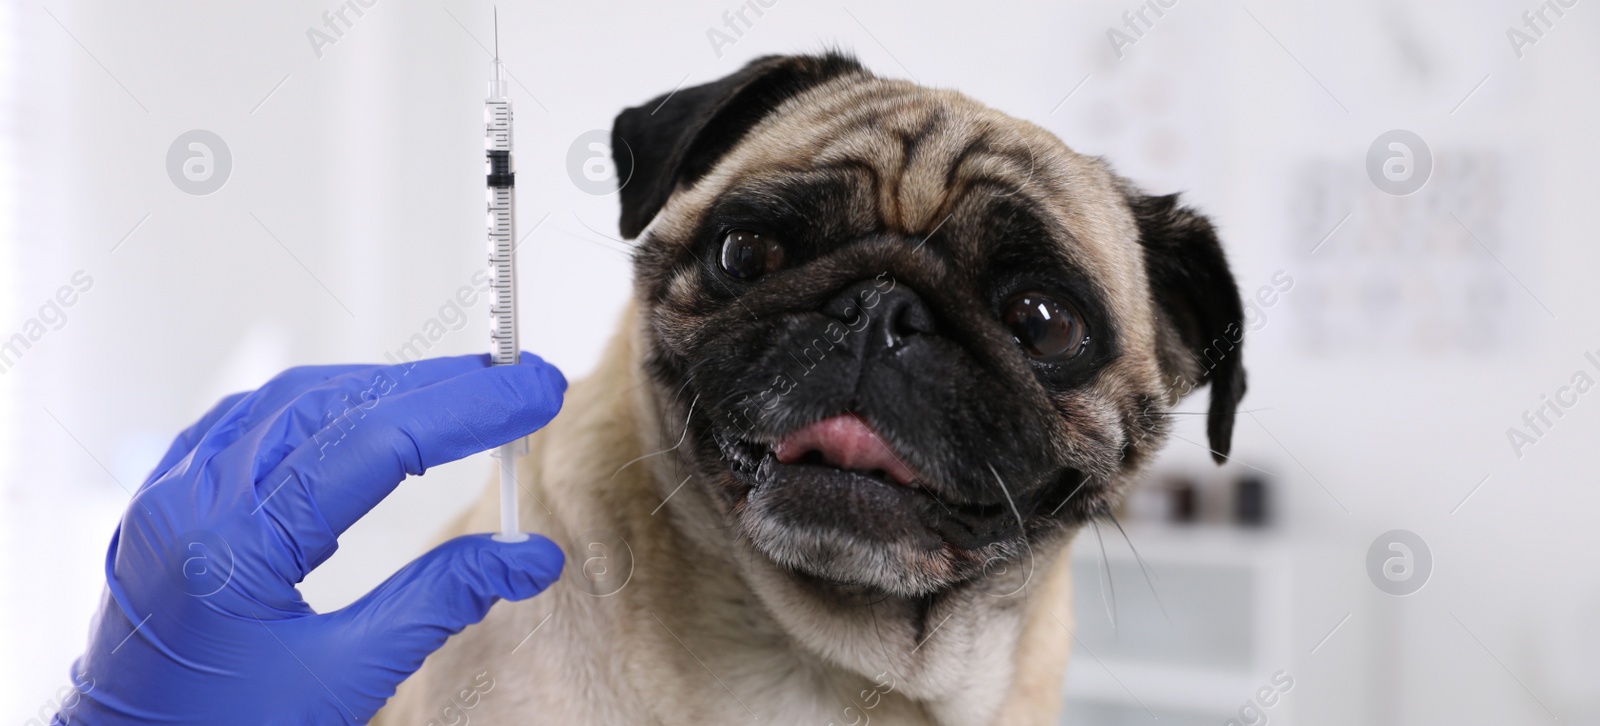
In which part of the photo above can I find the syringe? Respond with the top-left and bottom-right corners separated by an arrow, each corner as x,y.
486,10 -> 527,544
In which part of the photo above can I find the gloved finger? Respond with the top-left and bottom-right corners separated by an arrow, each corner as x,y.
196,354 -> 520,488
143,390 -> 250,487
316,533 -> 563,709
255,358 -> 564,573
178,363 -> 377,470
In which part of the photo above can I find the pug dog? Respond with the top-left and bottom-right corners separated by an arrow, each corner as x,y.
381,52 -> 1245,725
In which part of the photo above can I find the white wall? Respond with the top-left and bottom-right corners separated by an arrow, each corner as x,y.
3,0 -> 1597,723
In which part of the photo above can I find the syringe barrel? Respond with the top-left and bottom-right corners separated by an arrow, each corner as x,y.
486,188 -> 518,368
485,93 -> 519,370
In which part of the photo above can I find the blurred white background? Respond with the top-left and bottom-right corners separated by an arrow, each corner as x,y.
2,0 -> 1597,723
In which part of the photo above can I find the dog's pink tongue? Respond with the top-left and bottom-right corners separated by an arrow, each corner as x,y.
773,414 -> 918,486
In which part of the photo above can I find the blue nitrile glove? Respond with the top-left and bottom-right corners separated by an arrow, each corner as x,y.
56,353 -> 567,725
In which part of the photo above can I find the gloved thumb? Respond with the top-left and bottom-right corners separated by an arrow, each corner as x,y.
324,533 -> 564,697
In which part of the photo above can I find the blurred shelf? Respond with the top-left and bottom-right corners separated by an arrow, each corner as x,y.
1066,659 -> 1263,713
1070,522 -> 1294,567
1063,522 -> 1298,724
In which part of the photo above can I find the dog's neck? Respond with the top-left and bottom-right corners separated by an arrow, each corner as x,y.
580,307 -> 1079,725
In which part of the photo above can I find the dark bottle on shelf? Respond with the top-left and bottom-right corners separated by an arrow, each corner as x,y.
1235,476 -> 1270,527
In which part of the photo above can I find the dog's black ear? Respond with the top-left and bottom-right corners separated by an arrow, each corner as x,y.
1128,193 -> 1247,464
611,52 -> 865,239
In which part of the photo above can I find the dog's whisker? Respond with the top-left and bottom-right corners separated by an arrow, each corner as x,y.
662,376 -> 700,484
706,388 -> 760,414
548,224 -> 633,259
611,393 -> 699,481
571,210 -> 632,246
986,463 -> 1028,539
656,375 -> 698,461
1090,518 -> 1117,634
1150,407 -> 1273,417
661,375 -> 699,428
864,598 -> 899,675
665,374 -> 697,411
1107,510 -> 1170,624
985,463 -> 1036,607
1167,433 -> 1281,479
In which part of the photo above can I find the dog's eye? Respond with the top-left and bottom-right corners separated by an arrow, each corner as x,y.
719,230 -> 785,280
1004,293 -> 1088,361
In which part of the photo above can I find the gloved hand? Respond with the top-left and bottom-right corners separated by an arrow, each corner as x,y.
57,353 -> 567,725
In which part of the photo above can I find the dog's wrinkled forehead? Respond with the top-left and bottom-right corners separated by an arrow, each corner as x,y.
638,72 -> 1153,334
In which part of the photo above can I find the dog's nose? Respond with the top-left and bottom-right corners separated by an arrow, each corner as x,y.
822,279 -> 936,349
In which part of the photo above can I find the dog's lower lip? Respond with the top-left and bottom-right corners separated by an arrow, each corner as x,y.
737,445 -> 1029,552
771,413 -> 920,486
779,456 -> 912,490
